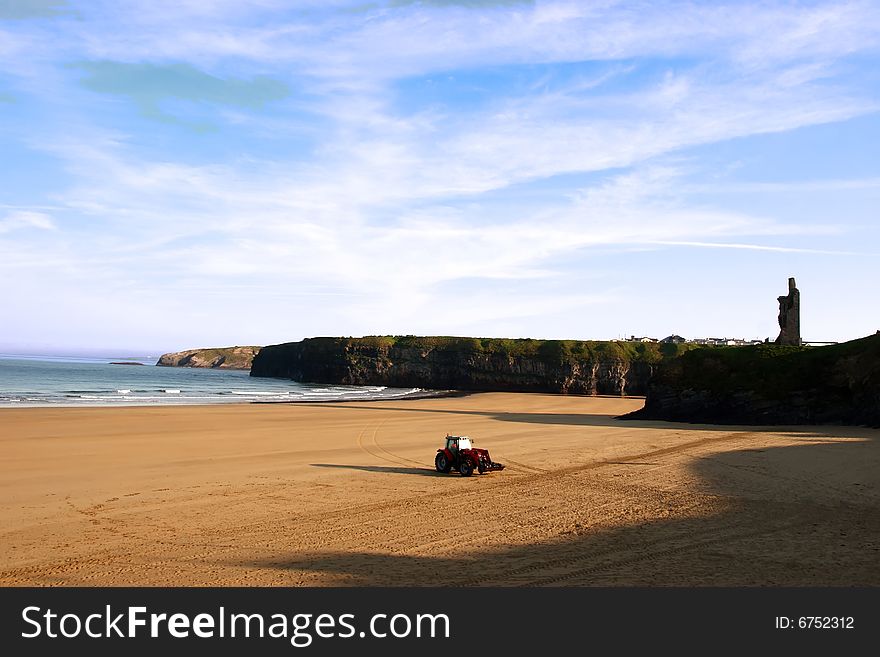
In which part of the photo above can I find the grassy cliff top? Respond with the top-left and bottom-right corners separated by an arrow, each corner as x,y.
288,335 -> 704,363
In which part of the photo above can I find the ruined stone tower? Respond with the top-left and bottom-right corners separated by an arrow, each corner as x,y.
775,277 -> 801,346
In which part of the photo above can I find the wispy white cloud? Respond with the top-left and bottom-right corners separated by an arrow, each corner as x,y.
5,1 -> 879,79
0,210 -> 56,233
8,138 -> 818,290
643,241 -> 870,257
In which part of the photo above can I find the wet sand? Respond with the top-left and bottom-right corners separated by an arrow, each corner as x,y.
1,393 -> 878,586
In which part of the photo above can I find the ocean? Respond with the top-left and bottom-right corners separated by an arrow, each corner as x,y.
0,356 -> 424,407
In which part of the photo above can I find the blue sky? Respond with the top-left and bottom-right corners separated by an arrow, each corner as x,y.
1,0 -> 879,355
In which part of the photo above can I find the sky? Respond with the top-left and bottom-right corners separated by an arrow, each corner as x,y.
1,0 -> 879,356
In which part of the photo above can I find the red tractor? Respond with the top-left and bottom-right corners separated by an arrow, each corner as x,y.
435,435 -> 505,477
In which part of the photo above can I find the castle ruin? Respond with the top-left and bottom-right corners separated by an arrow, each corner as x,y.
775,277 -> 801,346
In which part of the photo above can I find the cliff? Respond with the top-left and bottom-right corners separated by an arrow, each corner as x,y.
250,336 -> 699,395
156,346 -> 260,370
627,333 -> 880,426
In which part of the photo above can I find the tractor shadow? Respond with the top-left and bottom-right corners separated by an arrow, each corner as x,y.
310,463 -> 442,477
239,427 -> 880,586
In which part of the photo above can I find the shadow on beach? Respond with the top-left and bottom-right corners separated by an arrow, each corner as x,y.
300,401 -> 880,438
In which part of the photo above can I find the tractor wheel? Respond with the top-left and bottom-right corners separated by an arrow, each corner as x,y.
459,460 -> 474,477
435,453 -> 451,473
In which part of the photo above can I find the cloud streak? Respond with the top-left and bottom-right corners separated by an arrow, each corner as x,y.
0,210 -> 56,233
644,241 -> 871,257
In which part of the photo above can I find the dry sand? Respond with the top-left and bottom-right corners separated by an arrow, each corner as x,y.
1,393 -> 878,586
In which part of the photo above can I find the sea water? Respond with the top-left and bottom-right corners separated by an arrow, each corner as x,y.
0,356 -> 424,407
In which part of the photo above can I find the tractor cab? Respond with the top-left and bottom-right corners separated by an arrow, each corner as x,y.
445,435 -> 472,452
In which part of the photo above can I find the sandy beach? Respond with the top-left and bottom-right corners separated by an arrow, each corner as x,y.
1,393 -> 878,586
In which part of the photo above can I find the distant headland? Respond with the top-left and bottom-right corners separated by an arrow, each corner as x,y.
156,346 -> 261,370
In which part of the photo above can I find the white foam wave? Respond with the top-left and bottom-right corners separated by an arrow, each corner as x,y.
79,395 -> 128,400
1,382 -> 430,407
386,388 -> 423,397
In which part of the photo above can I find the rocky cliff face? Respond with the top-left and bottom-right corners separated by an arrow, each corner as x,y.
250,336 -> 691,396
156,346 -> 260,370
628,333 -> 880,426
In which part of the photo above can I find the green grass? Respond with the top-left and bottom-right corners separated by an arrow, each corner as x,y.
298,335 -> 706,365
